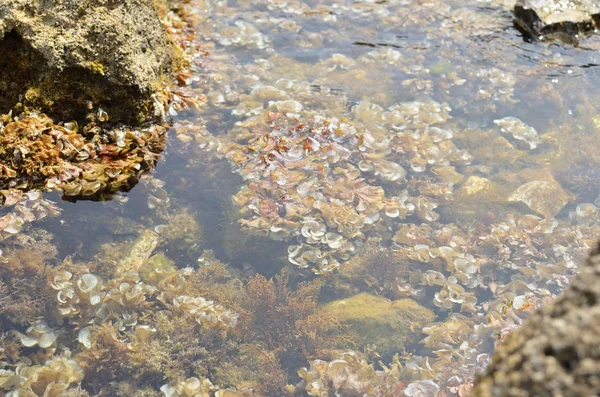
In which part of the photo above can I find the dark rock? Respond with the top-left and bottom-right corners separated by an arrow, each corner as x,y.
471,242 -> 600,396
0,0 -> 176,123
514,0 -> 600,40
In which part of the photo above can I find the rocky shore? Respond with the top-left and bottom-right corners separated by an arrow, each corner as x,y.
472,243 -> 600,396
514,0 -> 600,41
0,0 -> 177,123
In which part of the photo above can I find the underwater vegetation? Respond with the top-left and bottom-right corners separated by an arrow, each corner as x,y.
239,273 -> 351,375
322,293 -> 434,357
0,110 -> 166,200
1,0 -> 600,396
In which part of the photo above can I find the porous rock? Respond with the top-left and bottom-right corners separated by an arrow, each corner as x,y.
0,0 -> 176,123
471,243 -> 600,396
514,0 -> 600,39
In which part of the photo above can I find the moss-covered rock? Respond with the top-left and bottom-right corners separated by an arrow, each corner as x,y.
322,293 -> 434,355
0,0 -> 177,123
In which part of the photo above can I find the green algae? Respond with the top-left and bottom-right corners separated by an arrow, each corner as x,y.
322,293 -> 434,355
86,61 -> 106,76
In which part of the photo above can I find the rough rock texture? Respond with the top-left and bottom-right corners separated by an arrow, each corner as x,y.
514,0 -> 600,39
0,0 -> 175,123
471,243 -> 600,397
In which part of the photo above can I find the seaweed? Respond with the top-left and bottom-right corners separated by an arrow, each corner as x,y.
240,272 -> 353,375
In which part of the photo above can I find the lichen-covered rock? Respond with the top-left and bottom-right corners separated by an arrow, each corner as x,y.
0,0 -> 176,123
514,0 -> 600,39
321,293 -> 434,355
471,243 -> 600,396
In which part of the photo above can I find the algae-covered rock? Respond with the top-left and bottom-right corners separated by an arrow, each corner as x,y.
455,176 -> 508,204
508,175 -> 571,218
471,243 -> 600,397
322,293 -> 434,354
0,0 -> 176,123
119,229 -> 160,273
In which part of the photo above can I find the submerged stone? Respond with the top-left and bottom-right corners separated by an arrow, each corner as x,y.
120,229 -> 160,273
457,176 -> 494,198
0,0 -> 177,123
514,0 -> 600,40
322,293 -> 434,354
508,176 -> 570,218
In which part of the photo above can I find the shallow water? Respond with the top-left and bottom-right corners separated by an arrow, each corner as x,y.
3,0 -> 600,396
